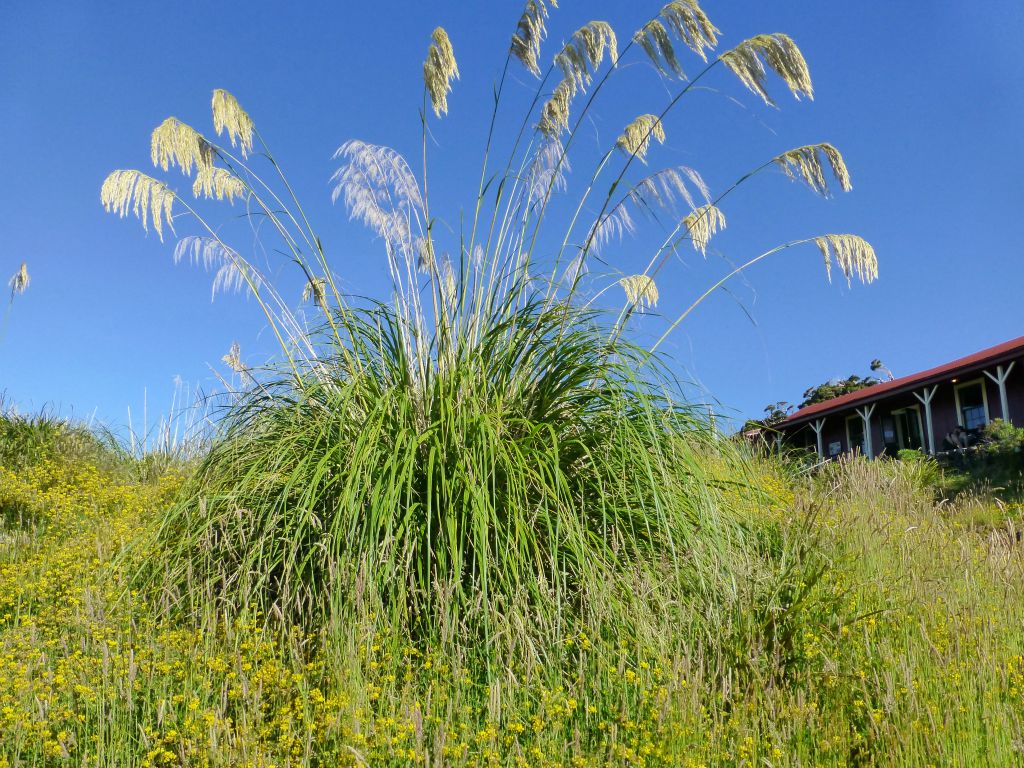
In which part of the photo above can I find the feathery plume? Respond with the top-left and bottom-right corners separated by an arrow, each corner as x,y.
588,165 -> 708,253
814,234 -> 878,285
555,21 -> 617,91
192,166 -> 247,203
470,244 -> 484,269
616,114 -> 665,162
440,257 -> 456,304
511,0 -> 557,76
660,1 -> 718,60
619,274 -> 659,309
682,204 -> 726,255
561,253 -> 588,284
413,236 -> 436,272
101,170 -> 175,240
211,89 -> 255,158
8,263 -> 29,300
537,78 -> 575,138
222,341 -> 251,377
173,236 -> 261,300
302,276 -> 328,310
774,143 -> 851,196
634,1 -> 719,78
588,203 -> 636,252
631,165 -> 708,212
331,140 -> 424,252
721,34 -> 812,105
525,137 -> 569,204
423,27 -> 459,117
151,117 -> 214,176
174,235 -> 235,270
211,260 -> 261,299
538,20 -> 616,137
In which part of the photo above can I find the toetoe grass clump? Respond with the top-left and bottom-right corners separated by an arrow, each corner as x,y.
145,300 -> 748,654
100,1 -> 877,665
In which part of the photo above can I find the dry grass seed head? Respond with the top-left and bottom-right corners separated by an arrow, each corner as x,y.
8,263 -> 29,298
331,140 -> 424,253
193,167 -> 247,203
619,274 -> 659,309
633,166 -> 708,213
775,143 -> 851,196
414,236 -> 436,272
814,234 -> 878,286
526,137 -> 570,203
100,170 -> 175,241
721,33 -> 812,105
538,20 -> 616,137
222,341 -> 249,375
173,236 -> 260,300
660,0 -> 718,60
683,204 -> 726,255
424,27 -> 459,117
635,1 -> 719,77
538,78 -> 575,138
440,257 -> 456,305
151,118 -> 214,176
211,89 -> 255,158
302,277 -> 328,310
511,0 -> 557,77
589,166 -> 708,252
555,20 -> 618,91
616,114 -> 666,162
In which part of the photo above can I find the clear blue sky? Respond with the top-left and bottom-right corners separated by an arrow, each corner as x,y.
2,1 -> 1022,433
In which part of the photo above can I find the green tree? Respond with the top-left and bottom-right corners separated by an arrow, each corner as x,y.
800,371 -> 880,407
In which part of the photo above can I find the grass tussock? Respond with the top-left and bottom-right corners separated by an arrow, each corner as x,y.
142,301 -> 751,656
98,0 -> 877,643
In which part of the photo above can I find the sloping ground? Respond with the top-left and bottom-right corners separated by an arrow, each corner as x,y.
0,454 -> 1022,766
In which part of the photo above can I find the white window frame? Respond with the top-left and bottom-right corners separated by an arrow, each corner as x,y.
845,413 -> 865,455
953,377 -> 990,430
892,405 -> 923,450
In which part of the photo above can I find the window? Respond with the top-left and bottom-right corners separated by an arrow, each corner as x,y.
892,406 -> 923,450
954,379 -> 989,430
846,414 -> 865,455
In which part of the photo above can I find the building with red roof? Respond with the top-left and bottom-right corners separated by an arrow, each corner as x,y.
778,336 -> 1023,458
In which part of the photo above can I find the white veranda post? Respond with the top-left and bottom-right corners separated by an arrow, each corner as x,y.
855,404 -> 876,458
810,418 -> 826,457
984,362 -> 1016,424
913,385 -> 938,455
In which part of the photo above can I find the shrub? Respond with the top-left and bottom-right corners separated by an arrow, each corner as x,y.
981,418 -> 1024,456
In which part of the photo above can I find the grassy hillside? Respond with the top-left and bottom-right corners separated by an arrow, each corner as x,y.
5,3 -> 1021,764
1,414 -> 1022,766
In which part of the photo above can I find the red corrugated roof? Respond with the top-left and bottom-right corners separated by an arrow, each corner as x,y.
781,335 -> 1024,427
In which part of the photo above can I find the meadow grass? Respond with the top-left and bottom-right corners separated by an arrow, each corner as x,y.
1,421 -> 1023,765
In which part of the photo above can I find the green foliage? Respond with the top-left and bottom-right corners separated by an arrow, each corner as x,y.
981,418 -> 1024,456
144,302 -> 742,649
0,408 -> 105,471
800,372 -> 880,407
894,448 -> 942,492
